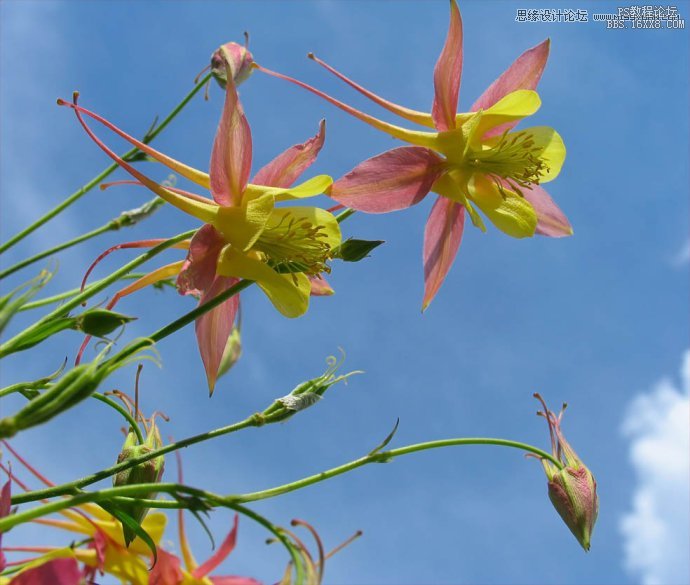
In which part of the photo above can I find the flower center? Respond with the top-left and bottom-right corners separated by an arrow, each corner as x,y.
467,130 -> 549,196
253,212 -> 333,276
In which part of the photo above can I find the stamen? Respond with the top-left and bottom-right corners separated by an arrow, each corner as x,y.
253,214 -> 333,277
468,130 -> 550,194
324,530 -> 363,560
533,393 -> 557,456
292,519 -> 324,581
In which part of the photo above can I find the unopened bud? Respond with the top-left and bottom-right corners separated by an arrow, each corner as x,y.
211,41 -> 254,88
534,394 -> 598,551
113,420 -> 164,546
75,309 -> 135,338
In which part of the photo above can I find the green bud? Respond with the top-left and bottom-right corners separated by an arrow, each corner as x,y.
113,421 -> 165,546
75,309 -> 135,338
333,238 -> 384,262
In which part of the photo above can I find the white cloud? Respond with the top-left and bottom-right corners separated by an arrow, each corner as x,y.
620,351 -> 690,585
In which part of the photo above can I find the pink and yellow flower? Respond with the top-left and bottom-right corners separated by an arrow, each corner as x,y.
61,47 -> 341,391
258,0 -> 570,309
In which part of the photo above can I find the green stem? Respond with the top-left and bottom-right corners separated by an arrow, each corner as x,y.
0,224 -> 112,281
19,273 -> 171,312
0,73 -> 212,255
335,208 -> 356,223
11,436 -> 560,508
235,437 -> 562,503
0,230 -> 194,358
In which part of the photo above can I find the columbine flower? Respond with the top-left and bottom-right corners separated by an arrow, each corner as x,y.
534,394 -> 598,551
60,46 -> 341,392
257,0 -> 570,309
0,443 -> 166,584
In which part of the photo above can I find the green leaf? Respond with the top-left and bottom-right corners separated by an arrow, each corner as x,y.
368,418 -> 400,457
99,502 -> 158,566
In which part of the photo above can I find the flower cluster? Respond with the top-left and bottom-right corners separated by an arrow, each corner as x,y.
0,2 -> 598,583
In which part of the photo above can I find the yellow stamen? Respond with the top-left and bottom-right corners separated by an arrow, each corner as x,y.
467,130 -> 550,195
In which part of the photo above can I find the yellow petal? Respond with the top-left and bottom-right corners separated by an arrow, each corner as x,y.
213,192 -> 275,251
244,174 -> 334,202
472,90 -> 541,141
268,206 -> 342,250
468,174 -> 537,238
521,126 -> 566,183
217,247 -> 310,317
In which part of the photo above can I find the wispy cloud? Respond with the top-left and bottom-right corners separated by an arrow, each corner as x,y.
620,350 -> 690,585
672,239 -> 690,267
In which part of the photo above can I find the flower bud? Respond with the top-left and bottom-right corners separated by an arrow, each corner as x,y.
534,394 -> 598,551
75,308 -> 135,338
211,41 -> 254,88
112,418 -> 164,546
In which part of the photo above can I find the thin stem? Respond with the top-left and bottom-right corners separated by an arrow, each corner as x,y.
0,73 -> 212,255
0,230 -> 195,358
235,437 -> 562,503
0,224 -> 112,281
19,273 -> 171,312
335,208 -> 355,223
12,436 -> 560,508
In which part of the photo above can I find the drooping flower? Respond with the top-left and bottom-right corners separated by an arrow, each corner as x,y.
257,0 -> 570,309
60,46 -> 341,392
533,394 -> 598,551
0,442 -> 166,584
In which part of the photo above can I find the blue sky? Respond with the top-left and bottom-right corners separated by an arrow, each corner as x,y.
1,1 -> 688,584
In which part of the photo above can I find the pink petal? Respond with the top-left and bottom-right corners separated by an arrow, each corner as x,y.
82,530 -> 107,582
330,147 -> 444,213
195,276 -> 241,394
192,515 -> 239,579
309,274 -> 334,296
177,225 -> 226,296
422,197 -> 465,310
252,120 -> 326,188
210,72 -> 252,207
9,558 -> 82,585
431,0 -> 463,131
471,39 -> 550,137
150,548 -> 184,585
0,475 -> 10,572
523,184 -> 573,237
